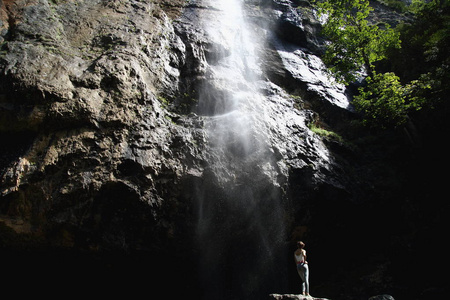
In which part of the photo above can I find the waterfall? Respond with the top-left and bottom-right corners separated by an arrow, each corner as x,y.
193,0 -> 288,298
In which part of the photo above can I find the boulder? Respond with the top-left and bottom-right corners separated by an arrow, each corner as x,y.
368,295 -> 395,300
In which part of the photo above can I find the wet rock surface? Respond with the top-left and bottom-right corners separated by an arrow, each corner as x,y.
0,1 -> 447,300
0,0 -> 353,250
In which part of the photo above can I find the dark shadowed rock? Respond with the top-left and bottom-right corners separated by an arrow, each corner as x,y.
270,294 -> 330,300
368,295 -> 395,300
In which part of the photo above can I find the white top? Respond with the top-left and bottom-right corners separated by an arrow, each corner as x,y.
295,249 -> 306,264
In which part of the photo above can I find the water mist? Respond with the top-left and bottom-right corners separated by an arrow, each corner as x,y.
193,0 -> 289,298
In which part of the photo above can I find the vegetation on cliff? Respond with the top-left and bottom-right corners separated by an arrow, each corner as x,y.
316,0 -> 449,128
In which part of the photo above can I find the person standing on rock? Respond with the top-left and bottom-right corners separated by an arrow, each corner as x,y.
294,241 -> 310,296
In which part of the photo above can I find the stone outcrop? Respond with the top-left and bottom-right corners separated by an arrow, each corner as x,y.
0,0 -> 195,248
270,294 -> 330,300
368,295 -> 395,300
0,0 -> 352,251
269,294 -> 394,300
1,1 -> 444,299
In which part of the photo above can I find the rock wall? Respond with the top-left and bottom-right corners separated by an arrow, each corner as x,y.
0,1 -> 354,297
0,0 -> 191,245
0,1 -> 447,300
0,0 -> 349,255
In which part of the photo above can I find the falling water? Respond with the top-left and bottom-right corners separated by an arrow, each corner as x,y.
194,0 -> 288,298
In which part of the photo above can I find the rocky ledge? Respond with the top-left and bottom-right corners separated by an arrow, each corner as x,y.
269,294 -> 395,300
269,294 -> 329,300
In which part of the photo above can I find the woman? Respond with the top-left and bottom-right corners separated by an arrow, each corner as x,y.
294,241 -> 310,296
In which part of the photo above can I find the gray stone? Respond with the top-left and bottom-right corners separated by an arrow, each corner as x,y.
0,0 -> 352,257
368,295 -> 395,300
270,294 -> 330,300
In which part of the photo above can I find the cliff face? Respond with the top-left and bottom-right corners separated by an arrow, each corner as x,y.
1,0 -> 189,240
0,0 -> 347,253
0,1 -> 446,299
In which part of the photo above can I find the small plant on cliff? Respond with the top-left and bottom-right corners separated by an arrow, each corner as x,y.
309,122 -> 344,142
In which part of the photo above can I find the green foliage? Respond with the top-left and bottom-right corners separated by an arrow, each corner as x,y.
314,0 -> 443,128
353,72 -> 429,128
388,0 -> 450,106
309,123 -> 344,142
157,95 -> 171,109
316,0 -> 401,84
409,0 -> 431,14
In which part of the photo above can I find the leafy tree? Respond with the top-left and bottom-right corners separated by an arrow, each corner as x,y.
389,0 -> 450,106
353,72 -> 428,128
316,0 -> 400,84
315,0 -> 429,128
